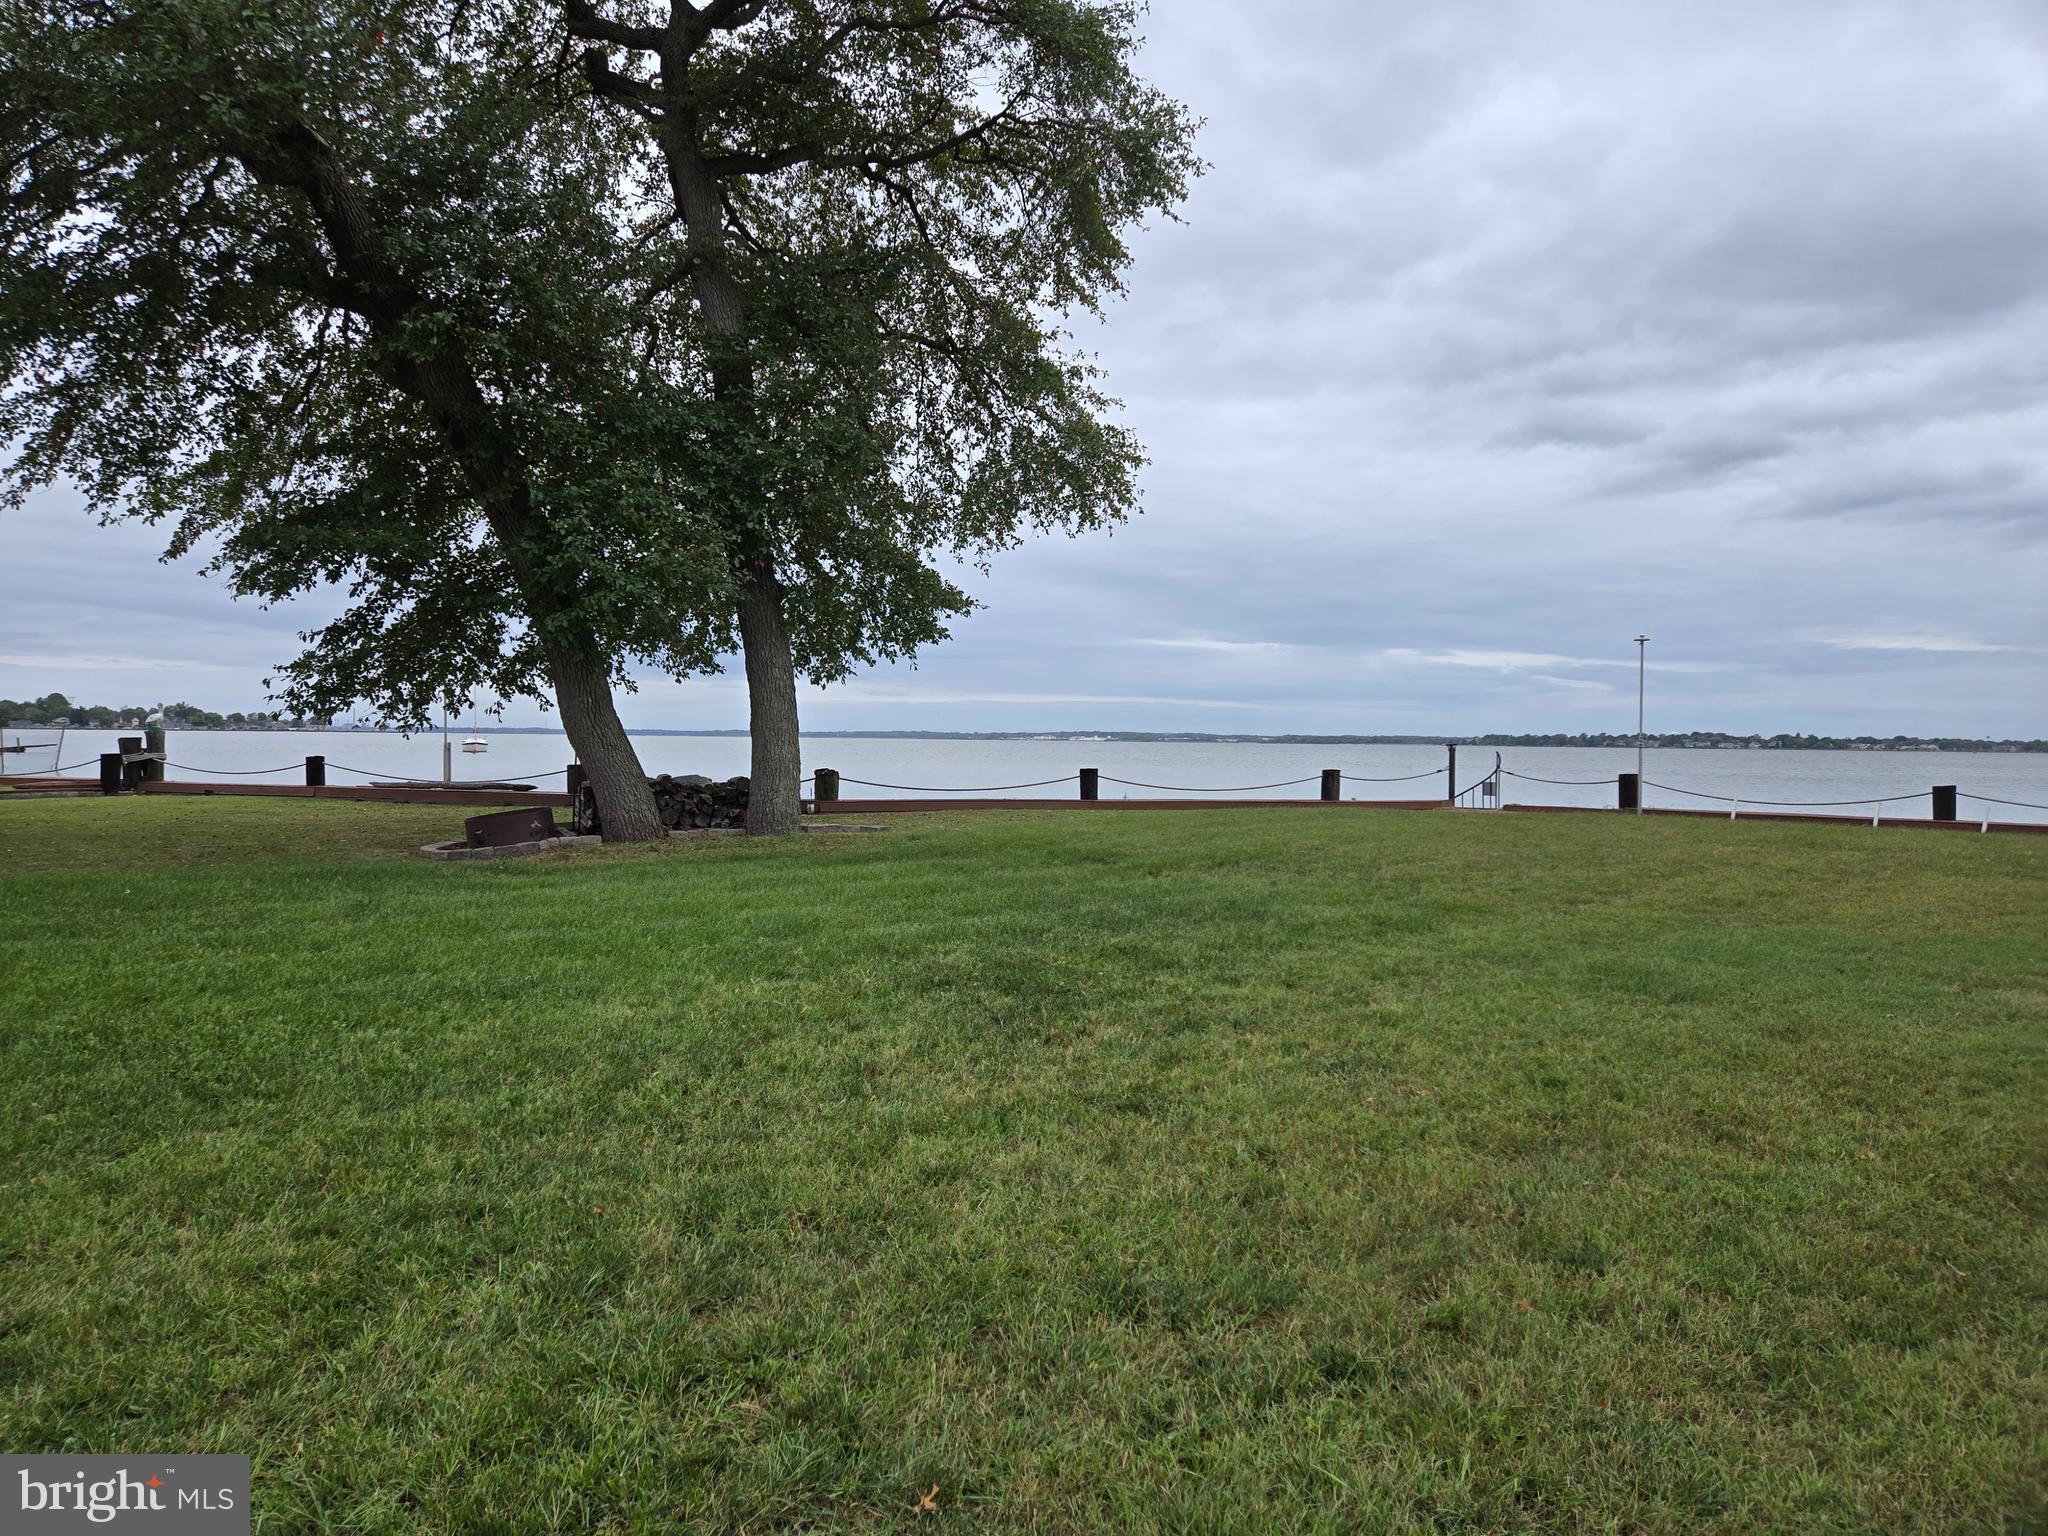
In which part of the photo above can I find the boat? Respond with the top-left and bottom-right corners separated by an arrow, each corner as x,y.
461,715 -> 488,755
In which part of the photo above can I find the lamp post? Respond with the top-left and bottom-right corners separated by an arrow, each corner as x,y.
1634,634 -> 1649,816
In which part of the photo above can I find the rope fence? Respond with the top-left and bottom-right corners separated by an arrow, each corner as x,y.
1341,768 -> 1442,784
165,760 -> 304,776
454,766 -> 566,782
838,774 -> 1079,793
323,761 -> 567,786
18,745 -> 2043,828
1501,768 -> 1614,787
1098,774 -> 1321,793
1641,780 -> 1926,808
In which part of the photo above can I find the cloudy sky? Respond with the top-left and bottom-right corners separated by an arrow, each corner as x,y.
5,0 -> 2044,736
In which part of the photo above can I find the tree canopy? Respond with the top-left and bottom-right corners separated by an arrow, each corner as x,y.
563,0 -> 1202,831
3,0 -> 1198,837
1,0 -> 737,835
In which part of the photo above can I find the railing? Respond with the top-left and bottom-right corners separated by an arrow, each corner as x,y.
1451,753 -> 1503,809
800,754 -> 2045,831
12,744 -> 2045,830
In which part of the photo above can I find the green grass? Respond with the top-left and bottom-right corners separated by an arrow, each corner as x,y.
2,798 -> 2043,1533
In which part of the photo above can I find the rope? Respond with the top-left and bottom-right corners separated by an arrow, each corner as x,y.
1097,774 -> 1322,793
1643,780 -> 1926,808
838,774 -> 1079,793
1501,769 -> 1613,786
165,761 -> 303,776
325,773 -> 554,788
1957,792 -> 2048,811
323,762 -> 570,785
1339,768 -> 1442,784
455,765 -> 564,781
51,759 -> 98,773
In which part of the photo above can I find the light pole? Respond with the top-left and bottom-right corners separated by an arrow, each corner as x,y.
1634,634 -> 1649,816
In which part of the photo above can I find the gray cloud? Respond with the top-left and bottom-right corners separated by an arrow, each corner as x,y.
5,0 -> 2046,736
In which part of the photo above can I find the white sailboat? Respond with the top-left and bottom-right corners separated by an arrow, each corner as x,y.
461,714 -> 488,755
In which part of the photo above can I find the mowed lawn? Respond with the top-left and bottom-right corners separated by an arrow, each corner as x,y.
1,797 -> 2042,1533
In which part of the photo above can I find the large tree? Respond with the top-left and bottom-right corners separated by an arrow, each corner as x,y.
564,0 -> 1202,834
1,0 -> 740,840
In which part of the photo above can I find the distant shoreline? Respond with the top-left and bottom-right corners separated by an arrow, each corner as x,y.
17,723 -> 2039,752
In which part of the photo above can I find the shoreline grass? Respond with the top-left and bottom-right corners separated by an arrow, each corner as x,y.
2,799 -> 2043,1531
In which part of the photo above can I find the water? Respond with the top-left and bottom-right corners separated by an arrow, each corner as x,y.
10,727 -> 2047,825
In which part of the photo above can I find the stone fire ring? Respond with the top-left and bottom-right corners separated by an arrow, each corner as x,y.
420,823 -> 884,860
419,833 -> 607,861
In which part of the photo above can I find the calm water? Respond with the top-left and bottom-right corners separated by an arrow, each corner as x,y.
10,727 -> 2047,825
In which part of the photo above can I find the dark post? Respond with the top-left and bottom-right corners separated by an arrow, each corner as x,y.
813,767 -> 840,803
305,755 -> 326,787
118,735 -> 143,791
1932,784 -> 1957,822
1320,768 -> 1341,802
1618,772 -> 1640,811
142,723 -> 165,783
564,763 -> 589,834
99,752 -> 123,795
1446,744 -> 1457,803
1079,767 -> 1099,801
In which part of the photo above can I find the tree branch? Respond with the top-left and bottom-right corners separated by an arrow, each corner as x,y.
561,0 -> 666,54
696,0 -> 768,29
577,48 -> 666,119
703,96 -> 1023,178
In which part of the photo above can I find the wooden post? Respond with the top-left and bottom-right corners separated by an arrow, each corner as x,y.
1445,744 -> 1457,803
1079,767 -> 1099,801
118,735 -> 143,791
99,752 -> 123,795
1931,784 -> 1957,822
1618,772 -> 1640,811
304,755 -> 326,787
812,767 -> 840,803
1320,768 -> 1341,801
143,724 -> 165,783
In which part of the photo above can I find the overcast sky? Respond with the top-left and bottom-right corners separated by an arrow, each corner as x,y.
5,0 -> 2045,736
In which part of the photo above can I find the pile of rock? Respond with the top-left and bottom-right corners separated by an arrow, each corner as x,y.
576,773 -> 749,835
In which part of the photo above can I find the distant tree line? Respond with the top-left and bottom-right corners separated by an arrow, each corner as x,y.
0,693 -> 317,730
1459,730 -> 2045,752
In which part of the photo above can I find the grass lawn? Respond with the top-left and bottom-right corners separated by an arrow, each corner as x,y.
1,797 -> 2043,1532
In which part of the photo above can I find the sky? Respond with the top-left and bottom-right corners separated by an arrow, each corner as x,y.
4,0 -> 2045,737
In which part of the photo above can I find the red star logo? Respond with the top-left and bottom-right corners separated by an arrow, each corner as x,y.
147,1476 -> 163,1488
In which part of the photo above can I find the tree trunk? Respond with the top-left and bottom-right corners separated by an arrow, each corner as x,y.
737,566 -> 803,836
229,126 -> 665,845
546,635 -> 664,843
657,136 -> 807,837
